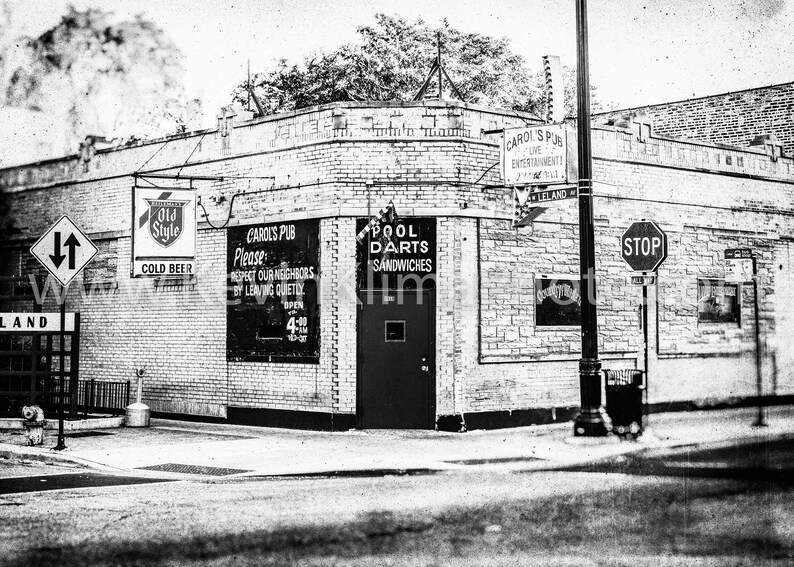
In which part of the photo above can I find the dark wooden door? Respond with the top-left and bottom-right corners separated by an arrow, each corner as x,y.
358,290 -> 433,429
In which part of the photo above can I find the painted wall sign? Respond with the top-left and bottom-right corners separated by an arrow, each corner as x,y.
227,219 -> 320,362
535,276 -> 581,327
356,217 -> 436,290
131,187 -> 197,277
0,313 -> 76,333
502,124 -> 568,185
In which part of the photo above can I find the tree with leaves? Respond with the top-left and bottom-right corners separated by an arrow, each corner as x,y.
2,5 -> 187,148
234,14 -> 604,117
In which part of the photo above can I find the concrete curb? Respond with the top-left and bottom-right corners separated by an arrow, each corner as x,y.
0,416 -> 125,431
0,444 -> 88,467
3,408 -> 792,479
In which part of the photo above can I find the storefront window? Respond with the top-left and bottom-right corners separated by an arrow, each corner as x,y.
697,278 -> 739,324
535,276 -> 581,327
227,219 -> 320,362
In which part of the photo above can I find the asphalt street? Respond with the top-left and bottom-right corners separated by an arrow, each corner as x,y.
1,433 -> 792,566
564,437 -> 794,481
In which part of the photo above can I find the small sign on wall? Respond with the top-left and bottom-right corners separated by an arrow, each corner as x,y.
131,187 -> 197,277
724,248 -> 754,283
535,275 -> 581,327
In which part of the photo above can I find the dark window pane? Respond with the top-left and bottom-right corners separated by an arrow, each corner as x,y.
697,279 -> 739,324
535,277 -> 581,327
385,321 -> 405,342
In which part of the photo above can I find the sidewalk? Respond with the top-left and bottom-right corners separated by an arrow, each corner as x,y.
1,405 -> 792,478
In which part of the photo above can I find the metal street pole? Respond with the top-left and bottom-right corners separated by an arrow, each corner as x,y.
54,285 -> 67,450
573,0 -> 611,436
751,255 -> 767,427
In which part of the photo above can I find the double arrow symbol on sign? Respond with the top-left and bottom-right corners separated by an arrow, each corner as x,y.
49,232 -> 81,269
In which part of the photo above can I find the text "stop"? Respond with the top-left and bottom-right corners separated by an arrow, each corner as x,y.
623,236 -> 662,257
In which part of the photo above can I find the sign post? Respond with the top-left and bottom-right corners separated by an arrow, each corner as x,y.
621,220 -> 668,431
725,248 -> 766,427
30,216 -> 97,450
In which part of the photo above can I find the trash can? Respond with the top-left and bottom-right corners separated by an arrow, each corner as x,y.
603,369 -> 645,437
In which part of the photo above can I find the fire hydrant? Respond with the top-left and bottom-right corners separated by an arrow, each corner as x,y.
21,405 -> 45,446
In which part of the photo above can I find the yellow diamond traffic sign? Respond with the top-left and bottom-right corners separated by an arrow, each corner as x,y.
30,216 -> 98,287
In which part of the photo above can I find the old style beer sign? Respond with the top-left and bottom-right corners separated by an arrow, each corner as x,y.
146,197 -> 187,246
131,187 -> 197,277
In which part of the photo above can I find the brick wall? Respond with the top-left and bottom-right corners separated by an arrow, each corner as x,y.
0,101 -> 538,420
596,82 -> 794,157
2,100 -> 794,426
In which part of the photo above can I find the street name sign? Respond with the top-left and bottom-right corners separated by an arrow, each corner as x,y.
30,216 -> 98,287
529,185 -> 578,204
0,312 -> 76,333
621,221 -> 667,272
628,274 -> 657,286
503,123 -> 568,185
725,248 -> 754,283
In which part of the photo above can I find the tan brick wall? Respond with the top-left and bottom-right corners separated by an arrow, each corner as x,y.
2,100 -> 794,424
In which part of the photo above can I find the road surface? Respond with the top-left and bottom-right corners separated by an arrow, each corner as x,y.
1,437 -> 792,566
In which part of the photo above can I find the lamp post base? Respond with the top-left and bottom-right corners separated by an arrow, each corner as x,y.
573,406 -> 612,437
752,406 -> 768,428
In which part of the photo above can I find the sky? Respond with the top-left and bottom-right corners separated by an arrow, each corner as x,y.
8,0 -> 794,126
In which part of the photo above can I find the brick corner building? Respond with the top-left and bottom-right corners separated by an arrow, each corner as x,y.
1,99 -> 794,430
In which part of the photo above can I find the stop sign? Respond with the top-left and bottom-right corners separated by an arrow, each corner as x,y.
621,221 -> 667,272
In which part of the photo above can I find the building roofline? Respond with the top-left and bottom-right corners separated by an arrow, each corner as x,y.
0,100 -> 541,172
594,80 -> 794,116
242,99 -> 542,124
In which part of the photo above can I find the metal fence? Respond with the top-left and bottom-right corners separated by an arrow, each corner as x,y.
49,378 -> 131,416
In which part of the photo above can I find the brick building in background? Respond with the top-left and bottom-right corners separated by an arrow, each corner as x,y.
1,100 -> 793,430
596,81 -> 794,158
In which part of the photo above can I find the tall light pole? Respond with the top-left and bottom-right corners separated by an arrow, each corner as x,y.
573,0 -> 611,436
